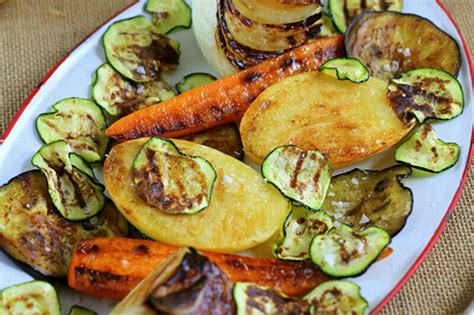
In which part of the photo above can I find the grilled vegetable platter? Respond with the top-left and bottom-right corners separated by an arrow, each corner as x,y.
0,0 -> 472,314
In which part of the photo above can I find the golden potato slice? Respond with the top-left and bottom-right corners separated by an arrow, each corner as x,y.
240,72 -> 414,167
104,138 -> 290,253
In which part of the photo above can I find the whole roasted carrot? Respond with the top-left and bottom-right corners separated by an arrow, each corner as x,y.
106,36 -> 344,140
68,238 -> 330,299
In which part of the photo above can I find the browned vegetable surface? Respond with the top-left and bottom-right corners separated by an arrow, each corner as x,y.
345,11 -> 461,81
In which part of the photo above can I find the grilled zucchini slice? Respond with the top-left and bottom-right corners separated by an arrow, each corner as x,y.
31,141 -> 105,221
92,63 -> 175,116
103,16 -> 180,82
320,58 -> 369,83
303,280 -> 368,315
275,205 -> 333,261
179,124 -> 243,160
329,0 -> 403,33
309,224 -> 390,277
262,145 -> 332,210
233,282 -> 308,315
133,137 -> 217,214
395,124 -> 460,173
319,12 -> 339,37
346,11 -> 461,81
388,68 -> 464,124
36,98 -> 108,163
0,170 -> 128,277
146,0 -> 192,34
176,72 -> 216,94
1,281 -> 61,315
69,305 -> 98,315
321,165 -> 413,236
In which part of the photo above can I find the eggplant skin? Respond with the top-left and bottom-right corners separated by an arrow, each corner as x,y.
0,170 -> 128,277
345,11 -> 461,81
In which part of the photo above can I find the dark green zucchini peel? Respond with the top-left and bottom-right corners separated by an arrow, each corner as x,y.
179,124 -> 243,160
1,281 -> 61,315
262,145 -> 332,211
35,97 -> 108,163
0,170 -> 128,277
233,282 -> 308,315
146,0 -> 192,34
69,305 -> 98,315
388,68 -> 464,124
31,141 -> 106,221
309,224 -> 390,277
395,124 -> 460,173
176,72 -> 217,94
91,63 -> 175,116
103,16 -> 180,82
328,0 -> 403,33
133,137 -> 217,214
275,205 -> 333,261
321,165 -> 413,236
303,280 -> 368,315
320,58 -> 369,83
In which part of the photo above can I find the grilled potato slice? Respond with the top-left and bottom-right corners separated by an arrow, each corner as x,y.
240,71 -> 414,167
104,138 -> 290,253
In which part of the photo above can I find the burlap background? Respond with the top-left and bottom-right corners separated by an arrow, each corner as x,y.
0,0 -> 472,313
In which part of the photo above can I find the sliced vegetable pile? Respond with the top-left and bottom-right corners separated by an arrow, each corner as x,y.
0,0 -> 468,313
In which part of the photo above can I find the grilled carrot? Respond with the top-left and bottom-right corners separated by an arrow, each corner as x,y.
106,36 -> 344,140
68,238 -> 330,299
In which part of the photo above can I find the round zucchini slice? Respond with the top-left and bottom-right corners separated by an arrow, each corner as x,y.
1,281 -> 61,315
329,0 -> 403,33
261,145 -> 332,211
31,141 -> 106,221
91,63 -> 175,116
103,16 -> 180,82
36,97 -> 108,163
346,11 -> 461,81
146,0 -> 192,34
321,165 -> 413,236
387,68 -> 464,124
275,205 -> 333,261
69,305 -> 98,315
395,124 -> 460,173
233,282 -> 308,315
309,224 -> 390,277
319,12 -> 339,37
176,72 -> 217,94
320,58 -> 369,83
0,170 -> 128,277
132,137 -> 217,214
303,280 -> 368,315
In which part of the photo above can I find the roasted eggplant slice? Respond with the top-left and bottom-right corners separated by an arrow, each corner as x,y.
176,72 -> 217,94
262,145 -> 332,210
320,57 -> 369,83
395,124 -> 460,173
31,141 -> 106,221
303,280 -> 368,315
1,281 -> 61,315
180,124 -> 244,160
309,224 -> 390,277
329,0 -> 403,33
36,97 -> 108,163
146,0 -> 192,34
132,137 -> 217,214
0,170 -> 128,277
275,205 -> 333,261
346,11 -> 461,81
103,16 -> 180,82
321,165 -> 413,236
233,282 -> 308,315
111,248 -> 234,315
91,63 -> 175,116
387,68 -> 464,124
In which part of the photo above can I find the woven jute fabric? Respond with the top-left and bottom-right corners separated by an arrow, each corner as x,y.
0,0 -> 472,313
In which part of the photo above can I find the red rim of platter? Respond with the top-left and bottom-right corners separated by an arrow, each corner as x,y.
0,1 -> 472,313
